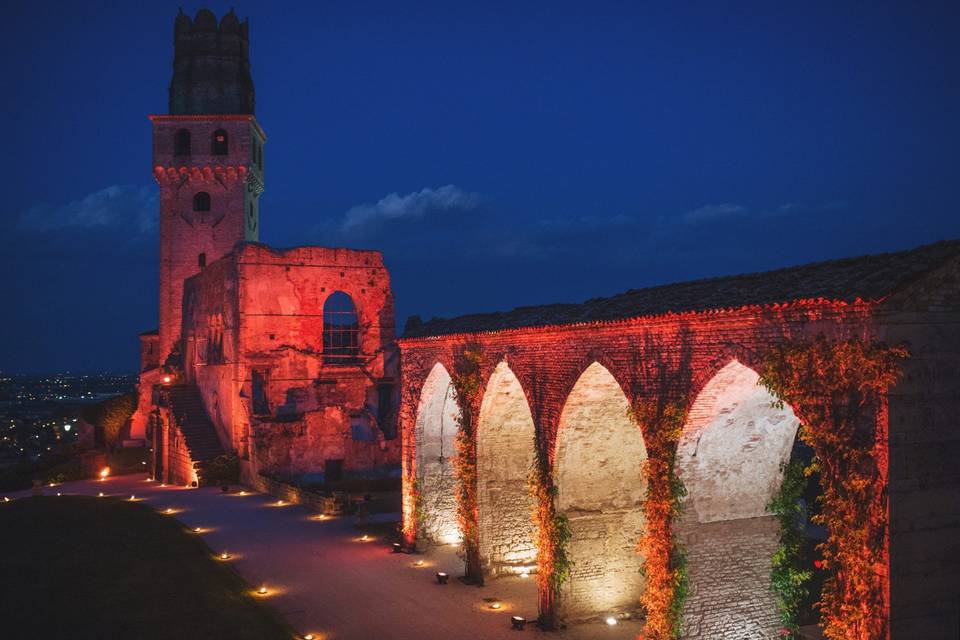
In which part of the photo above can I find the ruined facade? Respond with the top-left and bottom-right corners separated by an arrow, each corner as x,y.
398,241 -> 960,638
132,9 -> 398,488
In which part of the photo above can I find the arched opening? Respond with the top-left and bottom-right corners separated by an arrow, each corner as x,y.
323,291 -> 360,364
554,362 -> 647,620
476,362 -> 537,577
212,129 -> 228,155
676,360 -> 801,638
174,129 -> 191,156
193,192 -> 211,212
413,363 -> 460,545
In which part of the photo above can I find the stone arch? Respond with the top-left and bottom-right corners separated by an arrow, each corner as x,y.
477,361 -> 538,577
554,362 -> 647,620
413,363 -> 461,545
676,359 -> 801,638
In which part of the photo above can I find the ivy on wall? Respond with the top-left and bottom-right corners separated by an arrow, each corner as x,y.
631,399 -> 689,640
450,345 -> 484,583
759,335 -> 907,640
768,458 -> 814,638
528,427 -> 572,629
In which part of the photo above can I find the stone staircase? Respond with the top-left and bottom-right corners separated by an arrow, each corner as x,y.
165,384 -> 225,479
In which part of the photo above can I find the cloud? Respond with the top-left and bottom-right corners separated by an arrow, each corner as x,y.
682,202 -> 803,223
19,185 -> 157,235
341,185 -> 481,234
682,203 -> 747,222
537,214 -> 634,232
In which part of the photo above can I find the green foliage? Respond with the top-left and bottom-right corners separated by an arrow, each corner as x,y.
668,541 -> 689,639
201,454 -> 240,486
768,459 -> 813,638
81,393 -> 137,448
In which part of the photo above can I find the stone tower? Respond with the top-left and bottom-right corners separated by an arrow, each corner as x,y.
150,8 -> 266,363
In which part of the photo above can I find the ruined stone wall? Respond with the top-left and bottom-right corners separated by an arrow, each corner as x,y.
880,256 -> 960,639
399,301 -> 879,623
235,244 -> 398,478
676,515 -> 781,639
477,363 -> 538,577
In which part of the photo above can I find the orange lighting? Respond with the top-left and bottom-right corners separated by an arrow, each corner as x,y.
164,508 -> 173,514
220,552 -> 230,560
414,560 -> 424,567
162,375 -> 172,384
257,586 -> 268,595
490,602 -> 501,610
99,467 -> 110,479
129,495 -> 136,501
97,492 -> 104,497
360,534 -> 369,541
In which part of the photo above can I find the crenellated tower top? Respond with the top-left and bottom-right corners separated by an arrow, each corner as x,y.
169,8 -> 255,115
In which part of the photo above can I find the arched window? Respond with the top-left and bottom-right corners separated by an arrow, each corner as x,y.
193,192 -> 211,211
323,291 -> 360,364
212,129 -> 228,155
174,129 -> 191,155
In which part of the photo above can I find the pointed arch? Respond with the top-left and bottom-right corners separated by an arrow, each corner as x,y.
413,363 -> 460,545
676,359 -> 802,637
554,361 -> 648,619
477,361 -> 538,577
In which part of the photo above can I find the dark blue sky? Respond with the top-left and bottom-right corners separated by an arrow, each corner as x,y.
2,1 -> 958,373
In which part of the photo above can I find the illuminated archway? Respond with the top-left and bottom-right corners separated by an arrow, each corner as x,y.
413,363 -> 461,545
554,362 -> 647,620
676,360 -> 801,637
477,362 -> 538,577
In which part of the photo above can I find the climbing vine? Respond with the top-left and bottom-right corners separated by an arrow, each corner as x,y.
631,399 -> 689,640
528,430 -> 572,628
768,458 -> 813,638
759,335 -> 907,640
450,345 -> 484,583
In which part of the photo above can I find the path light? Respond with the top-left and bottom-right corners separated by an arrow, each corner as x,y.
239,490 -> 247,496
414,560 -> 424,567
276,500 -> 284,506
160,483 -> 166,487
193,527 -> 202,533
257,585 -> 268,595
436,572 -> 449,585
57,492 -> 61,497
3,497 -> 9,503
605,616 -> 618,626
392,543 -> 402,554
97,492 -> 104,498
99,467 -> 110,480
490,602 -> 502,610
220,551 -> 230,560
360,534 -> 369,542
511,616 -> 526,630
164,508 -> 174,514
304,635 -> 315,640
129,495 -> 136,501
162,375 -> 171,384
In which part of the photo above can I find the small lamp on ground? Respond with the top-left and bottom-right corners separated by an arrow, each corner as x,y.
392,542 -> 403,554
219,551 -> 230,560
436,572 -> 449,585
510,616 -> 526,630
257,585 -> 268,596
605,616 -> 618,626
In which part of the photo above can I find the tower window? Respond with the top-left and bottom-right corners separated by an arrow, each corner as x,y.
212,129 -> 228,155
198,253 -> 206,269
323,291 -> 360,365
193,192 -> 211,211
174,129 -> 191,156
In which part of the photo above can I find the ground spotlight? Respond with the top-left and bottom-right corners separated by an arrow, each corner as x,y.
510,616 -> 526,630
436,572 -> 449,585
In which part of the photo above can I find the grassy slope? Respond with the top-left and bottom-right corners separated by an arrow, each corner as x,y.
0,496 -> 294,640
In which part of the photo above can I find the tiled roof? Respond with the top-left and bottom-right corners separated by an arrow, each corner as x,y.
403,239 -> 960,339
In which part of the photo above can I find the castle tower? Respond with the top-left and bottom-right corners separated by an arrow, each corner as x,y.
150,8 -> 265,363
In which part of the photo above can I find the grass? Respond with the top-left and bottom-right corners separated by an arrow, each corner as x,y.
0,496 -> 295,640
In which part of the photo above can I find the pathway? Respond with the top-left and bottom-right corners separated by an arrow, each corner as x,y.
8,474 -> 642,640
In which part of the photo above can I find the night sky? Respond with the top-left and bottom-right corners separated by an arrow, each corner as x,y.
2,1 -> 958,373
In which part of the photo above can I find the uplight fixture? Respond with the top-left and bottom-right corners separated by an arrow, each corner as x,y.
392,543 -> 403,553
511,616 -> 526,630
490,602 -> 502,610
220,551 -> 230,560
605,616 -> 618,626
257,586 -> 268,595
436,572 -> 449,585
